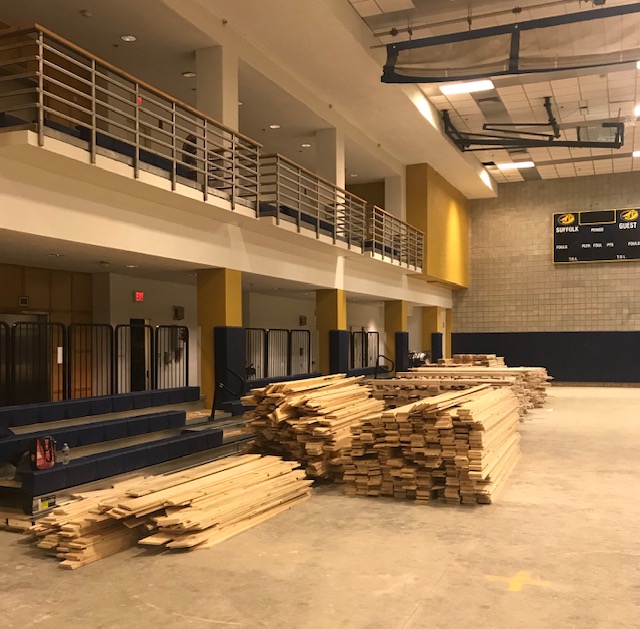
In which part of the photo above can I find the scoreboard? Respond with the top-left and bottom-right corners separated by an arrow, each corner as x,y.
553,209 -> 640,264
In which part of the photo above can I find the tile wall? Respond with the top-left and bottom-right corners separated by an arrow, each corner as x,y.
453,171 -> 640,332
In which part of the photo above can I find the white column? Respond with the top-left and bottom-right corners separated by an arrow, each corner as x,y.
385,173 -> 406,221
195,46 -> 239,130
315,127 -> 345,189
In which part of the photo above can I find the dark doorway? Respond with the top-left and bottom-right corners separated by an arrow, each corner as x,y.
129,318 -> 148,392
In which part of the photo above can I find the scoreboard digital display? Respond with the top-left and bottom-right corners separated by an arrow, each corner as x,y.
553,209 -> 640,263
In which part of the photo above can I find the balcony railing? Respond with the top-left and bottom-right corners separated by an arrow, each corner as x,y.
366,206 -> 424,270
0,25 -> 260,208
0,26 -> 425,271
259,153 -> 366,249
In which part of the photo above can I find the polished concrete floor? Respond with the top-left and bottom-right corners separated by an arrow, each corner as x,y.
1,386 -> 640,629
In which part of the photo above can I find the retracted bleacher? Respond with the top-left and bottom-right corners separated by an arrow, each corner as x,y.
0,386 -> 226,513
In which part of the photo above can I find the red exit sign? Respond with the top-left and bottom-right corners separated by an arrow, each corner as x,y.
133,291 -> 145,302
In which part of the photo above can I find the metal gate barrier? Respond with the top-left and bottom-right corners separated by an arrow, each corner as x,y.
155,325 -> 189,389
11,322 -> 67,405
350,330 -> 380,370
68,323 -> 113,399
245,328 -> 312,380
114,324 -> 155,394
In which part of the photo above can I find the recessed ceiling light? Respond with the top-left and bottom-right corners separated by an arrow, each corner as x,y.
440,79 -> 495,96
125,264 -> 139,269
238,101 -> 244,106
634,104 -> 640,117
497,161 -> 535,171
46,253 -> 64,257
633,150 -> 640,158
120,35 -> 137,42
301,143 -> 312,148
182,71 -> 196,78
350,173 -> 359,178
269,124 -> 281,129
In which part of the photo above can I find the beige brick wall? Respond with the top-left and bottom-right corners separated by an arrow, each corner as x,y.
453,172 -> 640,332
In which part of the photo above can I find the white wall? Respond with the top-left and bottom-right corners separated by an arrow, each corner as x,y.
92,273 -> 199,386
407,305 -> 423,352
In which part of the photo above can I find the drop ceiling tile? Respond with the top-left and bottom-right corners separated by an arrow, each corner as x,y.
375,0 -> 415,12
351,0 -> 383,16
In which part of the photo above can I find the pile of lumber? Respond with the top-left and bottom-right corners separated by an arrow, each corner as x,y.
368,375 -> 519,410
401,366 -> 550,413
30,454 -> 311,569
242,374 -> 384,480
342,385 -> 521,505
437,354 -> 506,367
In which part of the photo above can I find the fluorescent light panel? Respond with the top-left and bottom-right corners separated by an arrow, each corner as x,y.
635,104 -> 640,117
497,161 -> 535,171
440,79 -> 494,95
633,150 -> 640,157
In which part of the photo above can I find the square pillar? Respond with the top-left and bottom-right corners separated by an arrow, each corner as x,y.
316,288 -> 347,374
316,128 -> 345,189
384,300 -> 408,366
196,46 -> 239,130
385,174 -> 406,221
197,268 -> 242,407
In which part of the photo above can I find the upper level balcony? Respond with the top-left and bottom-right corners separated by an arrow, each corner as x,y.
0,25 -> 424,274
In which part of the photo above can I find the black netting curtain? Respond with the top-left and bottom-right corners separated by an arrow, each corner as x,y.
382,4 -> 640,83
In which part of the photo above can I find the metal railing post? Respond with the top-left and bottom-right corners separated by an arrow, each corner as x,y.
134,82 -> 140,179
37,31 -> 44,146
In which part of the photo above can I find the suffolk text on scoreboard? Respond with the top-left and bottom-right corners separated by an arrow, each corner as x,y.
553,209 -> 640,263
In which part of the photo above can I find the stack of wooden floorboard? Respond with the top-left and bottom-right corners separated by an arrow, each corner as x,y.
368,376 -> 519,410
400,366 -> 550,413
29,454 -> 311,569
437,354 -> 507,367
242,374 -> 384,480
342,385 -> 521,505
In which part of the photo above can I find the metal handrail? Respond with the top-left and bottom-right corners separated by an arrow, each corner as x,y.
259,153 -> 367,248
0,25 -> 261,209
366,205 -> 424,270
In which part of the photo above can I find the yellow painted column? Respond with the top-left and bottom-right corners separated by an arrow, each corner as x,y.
445,308 -> 453,359
197,268 -> 242,407
421,306 -> 443,355
316,289 -> 347,374
384,300 -> 408,364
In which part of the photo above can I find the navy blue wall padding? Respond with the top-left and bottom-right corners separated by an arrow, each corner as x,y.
451,331 -> 640,382
103,421 -> 129,441
168,388 -> 186,404
346,367 -> 378,377
131,391 -> 153,409
152,389 -> 170,407
0,389 -> 196,430
329,330 -> 350,374
184,386 -> 200,402
65,399 -> 92,419
168,437 -> 190,459
214,327 -> 247,410
90,397 -> 113,416
10,406 -> 40,428
146,442 -> 170,466
242,373 -> 322,395
395,332 -> 409,373
94,454 -> 123,479
22,429 -> 223,496
121,446 -> 149,472
66,460 -> 98,487
127,416 -> 150,437
112,394 -> 133,412
0,411 -> 186,464
431,333 -> 444,363
38,403 -> 67,423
